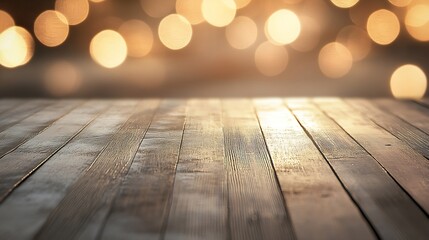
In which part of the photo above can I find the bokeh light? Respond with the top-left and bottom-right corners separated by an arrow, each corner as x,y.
225,16 -> 257,50
158,14 -> 192,50
141,0 -> 175,18
367,9 -> 400,45
34,10 -> 69,47
390,64 -> 427,99
0,27 -> 34,68
55,0 -> 89,25
348,1 -> 383,27
255,41 -> 288,77
318,42 -> 353,78
265,9 -> 301,45
119,20 -> 153,58
388,0 -> 412,7
0,10 -> 14,33
202,0 -> 236,27
90,30 -> 127,68
405,4 -> 429,42
330,0 -> 359,8
176,0 -> 204,25
234,0 -> 251,9
337,25 -> 371,61
290,15 -> 320,52
44,61 -> 82,96
90,0 -> 105,3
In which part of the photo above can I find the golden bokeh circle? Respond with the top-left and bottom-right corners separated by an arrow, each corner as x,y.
34,10 -> 69,47
390,64 -> 427,99
318,42 -> 353,79
367,9 -> 400,45
158,14 -> 193,50
265,9 -> 301,45
90,30 -> 127,68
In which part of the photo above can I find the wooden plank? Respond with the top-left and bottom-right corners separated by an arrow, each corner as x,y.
0,99 -> 27,114
253,98 -> 375,240
315,98 -> 429,215
0,100 -> 53,133
164,99 -> 227,240
286,99 -> 429,240
0,100 -> 138,240
345,99 -> 429,159
374,99 -> 429,135
34,99 -> 159,240
417,98 -> 429,107
99,99 -> 186,240
0,100 -> 83,158
0,100 -> 109,202
222,99 -> 295,240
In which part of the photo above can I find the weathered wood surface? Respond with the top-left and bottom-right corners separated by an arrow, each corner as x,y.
287,99 -> 429,240
0,98 -> 428,240
254,98 -> 375,240
314,98 -> 429,215
164,99 -> 227,240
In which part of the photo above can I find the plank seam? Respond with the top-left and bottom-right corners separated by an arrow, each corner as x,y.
160,100 -> 188,240
94,99 -> 161,240
0,101 -> 109,203
0,100 -> 86,159
251,99 -> 297,240
311,99 -> 429,218
284,99 -> 380,239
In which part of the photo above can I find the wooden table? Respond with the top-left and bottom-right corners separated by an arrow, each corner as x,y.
0,98 -> 428,240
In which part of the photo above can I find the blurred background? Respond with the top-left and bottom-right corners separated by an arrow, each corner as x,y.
0,0 -> 428,98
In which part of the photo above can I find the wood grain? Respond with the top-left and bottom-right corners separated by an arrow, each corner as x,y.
0,99 -> 26,114
100,99 -> 186,240
0,100 -> 109,202
0,100 -> 138,240
374,99 -> 429,135
287,99 -> 429,240
0,100 -> 83,158
346,99 -> 429,159
0,100 -> 53,133
165,99 -> 227,240
315,98 -> 429,215
418,98 -> 429,107
34,100 -> 159,240
253,98 -> 375,240
222,99 -> 295,240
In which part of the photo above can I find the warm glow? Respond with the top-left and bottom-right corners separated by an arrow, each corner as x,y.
90,30 -> 127,68
34,10 -> 69,47
0,27 -> 34,68
90,0 -> 105,2
140,0 -> 175,18
390,64 -> 427,99
337,25 -> 371,61
234,0 -> 251,9
202,0 -> 236,27
290,15 -> 320,52
367,9 -> 400,45
44,61 -> 81,96
265,9 -> 301,45
55,0 -> 89,25
405,4 -> 429,42
176,0 -> 204,25
158,14 -> 192,50
388,0 -> 412,7
255,41 -> 288,77
318,42 -> 353,78
225,16 -> 257,49
0,10 -> 14,33
330,0 -> 359,8
119,20 -> 153,57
